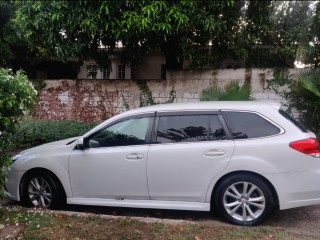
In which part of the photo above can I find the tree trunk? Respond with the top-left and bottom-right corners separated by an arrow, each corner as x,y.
161,37 -> 184,70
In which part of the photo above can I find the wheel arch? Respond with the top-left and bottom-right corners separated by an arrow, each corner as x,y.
19,167 -> 67,201
210,170 -> 279,210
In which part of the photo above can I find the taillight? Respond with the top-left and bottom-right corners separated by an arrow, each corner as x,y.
289,138 -> 320,158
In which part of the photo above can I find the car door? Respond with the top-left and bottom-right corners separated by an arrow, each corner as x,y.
147,112 -> 235,202
69,115 -> 154,199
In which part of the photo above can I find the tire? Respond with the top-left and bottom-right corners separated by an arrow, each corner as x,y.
22,171 -> 66,209
214,173 -> 274,226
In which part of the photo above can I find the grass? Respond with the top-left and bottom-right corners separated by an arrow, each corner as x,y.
0,205 -> 318,240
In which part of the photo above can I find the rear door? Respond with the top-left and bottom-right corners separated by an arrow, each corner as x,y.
147,112 -> 235,202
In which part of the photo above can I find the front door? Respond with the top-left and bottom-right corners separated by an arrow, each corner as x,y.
69,116 -> 152,199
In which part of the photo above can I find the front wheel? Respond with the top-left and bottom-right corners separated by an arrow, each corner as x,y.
214,173 -> 274,225
22,172 -> 65,209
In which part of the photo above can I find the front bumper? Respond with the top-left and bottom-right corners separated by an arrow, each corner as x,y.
5,166 -> 25,202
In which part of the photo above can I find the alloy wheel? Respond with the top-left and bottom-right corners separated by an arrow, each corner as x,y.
27,177 -> 53,207
223,181 -> 266,222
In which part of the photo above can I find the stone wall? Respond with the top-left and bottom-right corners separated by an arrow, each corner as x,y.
35,68 -> 292,122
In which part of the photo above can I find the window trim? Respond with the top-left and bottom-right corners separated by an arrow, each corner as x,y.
156,110 -> 220,116
83,113 -> 155,149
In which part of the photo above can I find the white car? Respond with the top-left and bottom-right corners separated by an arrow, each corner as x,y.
5,101 -> 320,225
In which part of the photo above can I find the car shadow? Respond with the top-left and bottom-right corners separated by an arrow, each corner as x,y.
62,204 -> 216,222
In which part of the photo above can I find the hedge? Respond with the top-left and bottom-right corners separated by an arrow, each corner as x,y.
12,119 -> 98,148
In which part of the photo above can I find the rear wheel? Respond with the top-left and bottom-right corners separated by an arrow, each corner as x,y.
22,171 -> 65,209
214,173 -> 273,225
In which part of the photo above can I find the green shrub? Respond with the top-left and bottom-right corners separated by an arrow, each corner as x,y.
0,68 -> 36,198
268,68 -> 320,135
200,81 -> 253,101
12,119 -> 98,148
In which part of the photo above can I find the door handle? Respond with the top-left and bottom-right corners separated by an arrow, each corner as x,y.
126,153 -> 144,160
204,150 -> 225,157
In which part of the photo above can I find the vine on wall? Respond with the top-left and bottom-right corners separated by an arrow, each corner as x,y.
137,80 -> 176,107
35,80 -> 126,122
35,80 -> 178,122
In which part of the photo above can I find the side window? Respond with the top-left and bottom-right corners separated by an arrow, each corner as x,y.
156,114 -> 226,143
87,117 -> 150,148
222,112 -> 281,139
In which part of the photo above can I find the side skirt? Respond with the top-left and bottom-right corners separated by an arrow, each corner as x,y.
67,198 -> 210,211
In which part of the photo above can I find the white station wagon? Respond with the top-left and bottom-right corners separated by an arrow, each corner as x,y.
5,101 -> 320,225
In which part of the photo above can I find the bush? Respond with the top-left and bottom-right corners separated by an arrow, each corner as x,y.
200,81 -> 253,101
268,68 -> 320,135
0,68 -> 36,198
12,119 -> 98,148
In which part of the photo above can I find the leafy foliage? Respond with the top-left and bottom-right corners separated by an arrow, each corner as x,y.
11,119 -> 98,148
0,68 -> 36,198
12,0 -> 291,70
200,81 -> 253,101
270,1 -> 315,67
0,0 -> 39,71
268,68 -> 320,136
0,0 -> 14,66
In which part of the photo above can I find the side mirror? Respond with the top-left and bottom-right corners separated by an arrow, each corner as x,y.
76,137 -> 85,150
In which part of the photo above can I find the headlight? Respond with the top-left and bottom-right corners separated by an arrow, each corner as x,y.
12,154 -> 22,163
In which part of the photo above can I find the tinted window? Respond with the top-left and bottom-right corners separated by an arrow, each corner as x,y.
223,112 -> 280,139
88,117 -> 150,148
156,115 -> 226,143
279,109 -> 308,132
208,115 -> 228,141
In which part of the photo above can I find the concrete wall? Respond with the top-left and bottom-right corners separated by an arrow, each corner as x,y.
35,68 -> 292,122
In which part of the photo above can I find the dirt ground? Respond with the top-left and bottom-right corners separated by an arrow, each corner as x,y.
53,202 -> 320,237
1,198 -> 320,238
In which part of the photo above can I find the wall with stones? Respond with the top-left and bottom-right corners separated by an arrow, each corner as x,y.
35,68 -> 293,122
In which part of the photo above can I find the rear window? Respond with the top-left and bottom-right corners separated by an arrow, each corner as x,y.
222,111 -> 281,139
279,109 -> 308,132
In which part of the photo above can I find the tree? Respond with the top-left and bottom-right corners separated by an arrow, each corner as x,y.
12,1 -> 320,71
271,1 -> 315,67
0,0 -> 14,67
0,68 -> 36,198
13,0 -> 270,70
0,0 -> 39,74
309,1 -> 320,67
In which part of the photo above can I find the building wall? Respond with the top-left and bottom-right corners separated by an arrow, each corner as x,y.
77,60 -> 131,80
35,68 -> 292,122
132,51 -> 166,79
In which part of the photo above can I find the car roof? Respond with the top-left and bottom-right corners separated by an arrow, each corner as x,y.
119,101 -> 281,117
84,101 -> 282,137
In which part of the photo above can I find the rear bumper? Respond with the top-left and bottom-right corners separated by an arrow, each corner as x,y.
264,159 -> 320,210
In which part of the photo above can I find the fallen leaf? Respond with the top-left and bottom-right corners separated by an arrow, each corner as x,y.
195,236 -> 201,240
